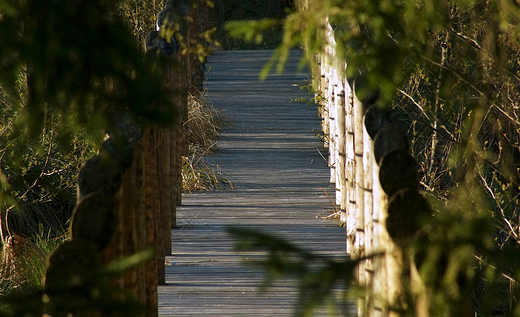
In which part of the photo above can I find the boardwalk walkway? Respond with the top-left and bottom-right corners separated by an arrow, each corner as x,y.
158,50 -> 349,316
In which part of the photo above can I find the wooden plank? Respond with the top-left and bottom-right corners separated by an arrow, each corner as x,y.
158,50 -> 351,316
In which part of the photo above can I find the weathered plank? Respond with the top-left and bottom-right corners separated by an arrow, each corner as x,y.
158,50 -> 353,316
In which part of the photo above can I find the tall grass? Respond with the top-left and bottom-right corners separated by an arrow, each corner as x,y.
0,231 -> 67,295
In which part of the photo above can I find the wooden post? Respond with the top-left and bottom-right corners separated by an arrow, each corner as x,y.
155,129 -> 166,286
332,42 -> 346,212
171,51 -> 188,209
110,134 -> 148,302
133,137 -> 147,302
320,25 -> 329,150
345,84 -> 356,255
353,95 -> 365,262
336,86 -> 346,221
143,128 -> 159,317
41,4 -> 214,316
315,53 -> 324,119
351,86 -> 366,315
158,128 -> 172,256
119,147 -> 140,296
164,60 -> 178,229
169,126 -> 178,228
365,108 -> 386,316
164,51 -> 187,226
187,2 -> 207,94
326,34 -> 336,186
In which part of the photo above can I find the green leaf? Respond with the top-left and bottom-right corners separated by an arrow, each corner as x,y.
103,249 -> 155,274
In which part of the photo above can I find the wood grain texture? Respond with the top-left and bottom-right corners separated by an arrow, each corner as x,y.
158,50 -> 353,316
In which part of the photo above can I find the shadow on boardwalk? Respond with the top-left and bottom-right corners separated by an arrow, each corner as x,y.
158,50 -> 351,316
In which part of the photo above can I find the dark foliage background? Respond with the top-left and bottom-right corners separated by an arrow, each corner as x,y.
213,0 -> 293,50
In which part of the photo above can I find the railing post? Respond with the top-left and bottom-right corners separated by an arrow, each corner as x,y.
336,86 -> 346,218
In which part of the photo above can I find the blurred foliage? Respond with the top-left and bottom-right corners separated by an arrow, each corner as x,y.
119,0 -> 217,61
0,0 -> 172,305
0,0 -> 218,312
0,0 -> 219,237
227,227 -> 359,317
214,0 -> 291,50
225,0 -> 520,316
0,0 -> 175,239
0,0 -> 173,145
117,0 -> 163,46
0,234 -> 63,296
0,111 -> 98,239
0,46 -> 99,255
0,248 -> 154,317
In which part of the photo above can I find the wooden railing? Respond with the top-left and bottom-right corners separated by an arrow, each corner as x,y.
41,2 -> 213,317
299,4 -> 428,316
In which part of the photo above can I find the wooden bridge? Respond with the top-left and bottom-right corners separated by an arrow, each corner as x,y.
157,50 -> 350,316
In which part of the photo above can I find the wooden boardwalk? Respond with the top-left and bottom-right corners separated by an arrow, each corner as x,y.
158,50 -> 350,316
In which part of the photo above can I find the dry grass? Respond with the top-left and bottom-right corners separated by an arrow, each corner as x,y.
0,235 -> 46,294
182,155 -> 233,192
0,231 -> 68,296
316,185 -> 345,226
184,91 -> 228,156
182,91 -> 232,192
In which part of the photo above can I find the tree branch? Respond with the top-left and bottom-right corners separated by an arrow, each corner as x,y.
398,89 -> 458,143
